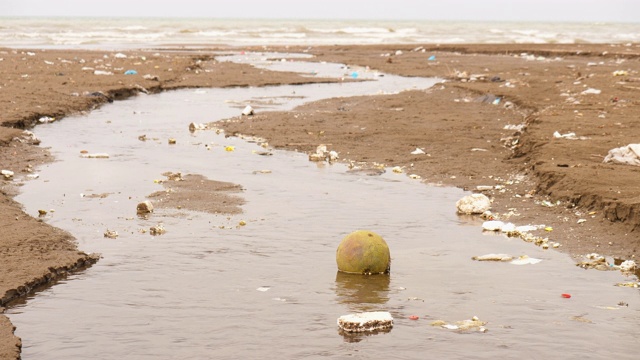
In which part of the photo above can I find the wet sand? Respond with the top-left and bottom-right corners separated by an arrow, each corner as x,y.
1,44 -> 639,358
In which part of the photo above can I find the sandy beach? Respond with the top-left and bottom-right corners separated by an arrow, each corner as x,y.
1,43 -> 639,358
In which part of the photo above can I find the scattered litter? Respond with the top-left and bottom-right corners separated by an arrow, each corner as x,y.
456,193 -> 491,214
168,138 -> 177,145
224,145 -> 235,152
581,88 -> 601,95
309,144 -> 338,163
510,255 -> 542,265
553,131 -> 580,140
80,153 -> 110,159
472,253 -> 513,262
37,209 -> 47,216
1,170 -> 14,180
561,293 -> 572,298
411,148 -> 426,155
431,316 -> 487,332
238,220 -> 247,226
124,69 -> 138,75
103,229 -> 119,239
619,260 -> 636,273
256,286 -> 270,292
603,144 -> 640,166
252,170 -> 272,174
149,224 -> 166,235
577,219 -> 587,224
38,116 -> 55,123
615,282 -> 639,288
188,122 -> 207,132
114,53 -> 127,58
476,185 -> 493,191
241,105 -> 254,116
409,315 -> 419,320
337,311 -> 393,333
143,74 -> 159,81
136,200 -> 154,214
94,70 -> 113,76
392,166 -> 403,174
428,55 -> 436,61
408,174 -> 421,179
612,70 -> 628,76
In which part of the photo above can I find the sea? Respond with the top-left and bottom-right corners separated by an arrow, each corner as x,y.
1,17 -> 639,49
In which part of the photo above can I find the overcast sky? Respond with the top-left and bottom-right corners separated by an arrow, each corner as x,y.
3,0 -> 640,22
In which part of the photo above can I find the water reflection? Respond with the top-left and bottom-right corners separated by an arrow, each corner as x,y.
334,271 -> 390,311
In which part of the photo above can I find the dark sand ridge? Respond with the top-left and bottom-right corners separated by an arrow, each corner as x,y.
1,44 -> 639,358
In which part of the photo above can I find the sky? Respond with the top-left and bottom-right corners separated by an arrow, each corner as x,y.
3,0 -> 640,22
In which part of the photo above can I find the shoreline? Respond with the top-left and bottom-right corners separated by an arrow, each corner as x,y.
1,43 -> 639,358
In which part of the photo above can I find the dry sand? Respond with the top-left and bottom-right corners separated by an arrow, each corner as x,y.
1,43 -> 639,358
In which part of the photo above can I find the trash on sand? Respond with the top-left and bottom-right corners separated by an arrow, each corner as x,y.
411,148 -> 426,155
336,230 -> 391,275
1,170 -> 14,180
114,53 -> 127,58
143,74 -> 159,81
136,200 -> 154,214
581,88 -> 601,95
80,153 -> 110,158
37,209 -> 47,216
392,166 -> 403,174
241,105 -> 254,116
238,220 -> 247,226
149,224 -> 166,235
456,193 -> 491,214
613,70 -> 628,76
576,253 -> 613,271
252,169 -> 272,174
225,145 -> 235,152
337,311 -> 393,333
561,293 -> 572,298
428,55 -> 436,61
409,315 -> 419,320
619,260 -> 637,273
553,131 -> 577,140
168,138 -> 177,145
103,229 -> 119,239
188,122 -> 207,132
94,70 -> 114,76
38,116 -> 56,123
603,144 -> 640,166
510,255 -> 542,265
124,69 -> 138,75
408,174 -> 421,179
472,253 -> 513,262
476,185 -> 494,191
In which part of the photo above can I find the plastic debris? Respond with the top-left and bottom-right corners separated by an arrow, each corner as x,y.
168,138 -> 177,145
409,315 -> 419,320
510,255 -> 542,265
428,55 -> 436,61
37,209 -> 47,216
136,200 -> 154,214
472,254 -> 513,262
581,88 -> 601,95
114,53 -> 127,58
38,116 -> 56,123
124,69 -> 138,75
242,105 -> 254,116
188,122 -> 207,132
613,70 -> 628,76
456,193 -> 491,214
561,293 -> 572,298
80,153 -> 110,159
408,174 -> 421,180
619,260 -> 637,273
256,286 -> 270,292
392,166 -> 403,174
603,144 -> 640,166
432,316 -> 487,332
337,311 -> 393,333
308,144 -> 338,163
225,146 -> 235,152
411,148 -> 426,155
103,229 -> 119,239
94,70 -> 114,76
1,170 -> 14,180
615,282 -> 639,288
149,224 -> 166,235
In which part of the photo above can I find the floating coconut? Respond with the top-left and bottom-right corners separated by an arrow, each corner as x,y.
336,230 -> 390,275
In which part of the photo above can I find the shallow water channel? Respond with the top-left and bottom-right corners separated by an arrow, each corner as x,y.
8,54 -> 640,359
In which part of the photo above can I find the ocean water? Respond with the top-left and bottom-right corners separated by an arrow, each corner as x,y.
0,17 -> 639,49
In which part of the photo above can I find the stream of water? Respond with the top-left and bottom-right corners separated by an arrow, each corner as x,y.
7,53 -> 639,359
